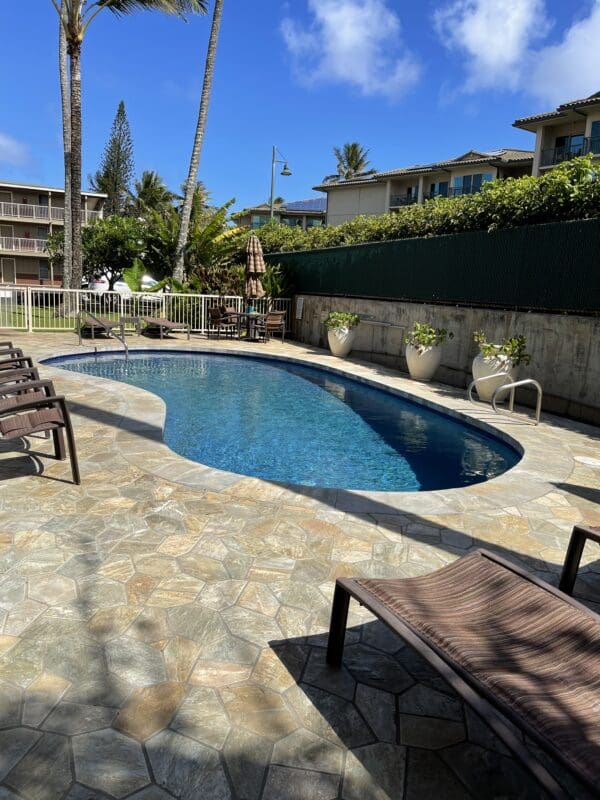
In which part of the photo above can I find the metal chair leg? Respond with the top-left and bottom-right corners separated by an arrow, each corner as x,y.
59,400 -> 80,485
326,582 -> 351,667
52,427 -> 66,460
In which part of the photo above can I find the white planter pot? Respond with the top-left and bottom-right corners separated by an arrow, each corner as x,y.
405,343 -> 443,382
328,327 -> 357,358
472,351 -> 519,402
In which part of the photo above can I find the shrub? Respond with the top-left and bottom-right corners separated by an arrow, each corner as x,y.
241,157 -> 600,256
473,331 -> 531,366
324,312 -> 361,330
405,322 -> 453,351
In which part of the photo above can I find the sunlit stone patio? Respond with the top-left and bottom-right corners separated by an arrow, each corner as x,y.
0,332 -> 598,799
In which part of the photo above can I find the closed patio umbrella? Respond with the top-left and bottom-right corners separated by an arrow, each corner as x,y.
245,234 -> 266,300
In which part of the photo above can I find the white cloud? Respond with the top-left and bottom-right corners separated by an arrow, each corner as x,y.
434,0 -> 600,105
281,0 -> 421,99
433,0 -> 550,91
0,133 -> 29,167
528,2 -> 600,105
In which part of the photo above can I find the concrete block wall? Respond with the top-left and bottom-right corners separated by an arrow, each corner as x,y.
293,295 -> 600,425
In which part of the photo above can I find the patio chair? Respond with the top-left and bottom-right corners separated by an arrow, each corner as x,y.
256,311 -> 286,343
207,307 -> 238,339
0,353 -> 34,371
0,366 -> 41,387
0,341 -> 15,351
0,380 -> 80,484
327,545 -> 600,799
142,317 -> 191,340
219,305 -> 243,328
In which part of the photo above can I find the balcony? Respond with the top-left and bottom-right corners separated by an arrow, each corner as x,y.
389,195 -> 418,207
423,191 -> 448,201
540,136 -> 600,168
0,202 -> 102,224
0,236 -> 48,254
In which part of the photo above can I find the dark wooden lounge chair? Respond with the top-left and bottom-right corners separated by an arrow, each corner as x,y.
327,546 -> 600,798
0,366 -> 40,387
0,353 -> 34,371
142,317 -> 191,340
0,379 -> 80,484
79,315 -> 121,340
256,310 -> 286,343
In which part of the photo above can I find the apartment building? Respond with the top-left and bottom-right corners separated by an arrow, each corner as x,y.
0,181 -> 106,286
233,198 -> 326,230
513,91 -> 600,176
313,149 -> 533,226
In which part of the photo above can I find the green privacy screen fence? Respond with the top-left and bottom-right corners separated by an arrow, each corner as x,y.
269,218 -> 600,314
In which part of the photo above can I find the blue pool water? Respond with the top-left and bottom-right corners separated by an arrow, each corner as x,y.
48,352 -> 520,491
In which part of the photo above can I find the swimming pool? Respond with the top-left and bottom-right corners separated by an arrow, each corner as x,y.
47,351 -> 521,492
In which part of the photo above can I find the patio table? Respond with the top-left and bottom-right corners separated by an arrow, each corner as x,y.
238,312 -> 267,342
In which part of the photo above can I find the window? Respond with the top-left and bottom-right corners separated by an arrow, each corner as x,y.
429,181 -> 448,197
39,261 -> 49,280
555,134 -> 585,157
591,121 -> 600,153
37,227 -> 48,240
251,214 -> 268,229
306,217 -> 323,228
453,173 -> 493,195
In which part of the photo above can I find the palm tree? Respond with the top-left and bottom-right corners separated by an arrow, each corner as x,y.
174,0 -> 225,283
51,1 -> 207,291
333,142 -> 375,179
129,170 -> 174,215
58,1 -> 72,289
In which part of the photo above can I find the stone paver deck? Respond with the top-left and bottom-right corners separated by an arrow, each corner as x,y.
0,331 -> 598,800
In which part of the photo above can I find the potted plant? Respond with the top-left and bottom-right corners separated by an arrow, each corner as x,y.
472,331 -> 531,402
325,312 -> 360,358
404,322 -> 453,382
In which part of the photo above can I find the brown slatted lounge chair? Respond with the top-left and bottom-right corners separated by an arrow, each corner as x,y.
0,341 -> 15,351
0,366 -> 40,387
79,315 -> 121,340
142,317 -> 191,340
559,525 -> 600,595
0,380 -> 80,484
256,310 -> 286,343
327,547 -> 600,799
0,354 -> 34,371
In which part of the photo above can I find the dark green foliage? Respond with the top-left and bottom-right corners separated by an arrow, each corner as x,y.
251,157 -> 600,256
89,101 -> 135,215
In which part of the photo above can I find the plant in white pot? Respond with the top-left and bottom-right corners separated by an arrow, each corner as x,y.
472,331 -> 531,402
325,312 -> 360,358
404,322 -> 453,382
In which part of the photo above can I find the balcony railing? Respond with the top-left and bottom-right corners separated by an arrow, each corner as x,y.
0,236 -> 48,254
540,136 -> 600,168
423,191 -> 448,201
389,194 -> 418,207
0,202 -> 102,224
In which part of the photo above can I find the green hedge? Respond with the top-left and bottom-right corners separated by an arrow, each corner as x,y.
249,156 -> 600,255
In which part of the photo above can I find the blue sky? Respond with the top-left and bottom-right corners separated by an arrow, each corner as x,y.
1,1 -> 599,212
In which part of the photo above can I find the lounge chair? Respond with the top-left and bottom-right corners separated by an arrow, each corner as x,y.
207,307 -> 238,339
0,341 -> 15,351
0,366 -> 40,387
79,315 -> 121,340
142,317 -> 190,340
0,379 -> 80,484
256,310 -> 286,343
0,353 -> 34,371
327,544 -> 600,798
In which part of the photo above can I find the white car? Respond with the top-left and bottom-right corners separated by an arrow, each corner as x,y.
85,275 -> 160,295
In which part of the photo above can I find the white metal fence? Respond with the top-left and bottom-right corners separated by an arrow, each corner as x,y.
0,286 -> 291,334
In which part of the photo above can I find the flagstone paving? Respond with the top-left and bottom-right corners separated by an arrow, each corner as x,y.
0,332 -> 598,799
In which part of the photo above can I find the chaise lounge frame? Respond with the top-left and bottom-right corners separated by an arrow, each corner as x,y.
142,317 -> 191,340
327,547 -> 599,799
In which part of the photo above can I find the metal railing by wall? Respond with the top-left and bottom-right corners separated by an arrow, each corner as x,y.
0,237 -> 48,254
540,137 -> 600,168
0,286 -> 291,333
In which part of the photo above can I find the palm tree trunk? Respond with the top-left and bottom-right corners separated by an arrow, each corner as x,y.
59,3 -> 73,290
174,0 -> 224,283
69,42 -> 83,291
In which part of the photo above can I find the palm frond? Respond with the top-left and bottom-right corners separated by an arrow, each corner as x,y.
102,0 -> 207,17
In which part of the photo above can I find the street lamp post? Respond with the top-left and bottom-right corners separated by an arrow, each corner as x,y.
270,145 -> 292,220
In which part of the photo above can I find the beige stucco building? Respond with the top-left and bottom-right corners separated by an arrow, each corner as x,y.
513,91 -> 600,176
314,149 -> 533,226
0,181 -> 106,286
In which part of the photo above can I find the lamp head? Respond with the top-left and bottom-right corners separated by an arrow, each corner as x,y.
280,163 -> 292,177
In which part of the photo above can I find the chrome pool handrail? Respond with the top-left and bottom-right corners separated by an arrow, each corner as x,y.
492,379 -> 542,426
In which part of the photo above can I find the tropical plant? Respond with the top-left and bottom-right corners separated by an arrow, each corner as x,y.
473,331 -> 531,366
261,262 -> 293,298
405,322 -> 453,351
82,215 -> 146,289
324,312 -> 361,330
333,142 -> 375,179
128,170 -> 174,216
174,0 -> 225,281
252,156 -> 600,255
52,0 -> 207,291
89,100 -> 135,214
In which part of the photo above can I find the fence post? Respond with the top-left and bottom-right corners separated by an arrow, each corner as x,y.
26,287 -> 33,333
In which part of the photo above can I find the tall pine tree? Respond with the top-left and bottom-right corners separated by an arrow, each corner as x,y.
90,101 -> 134,215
